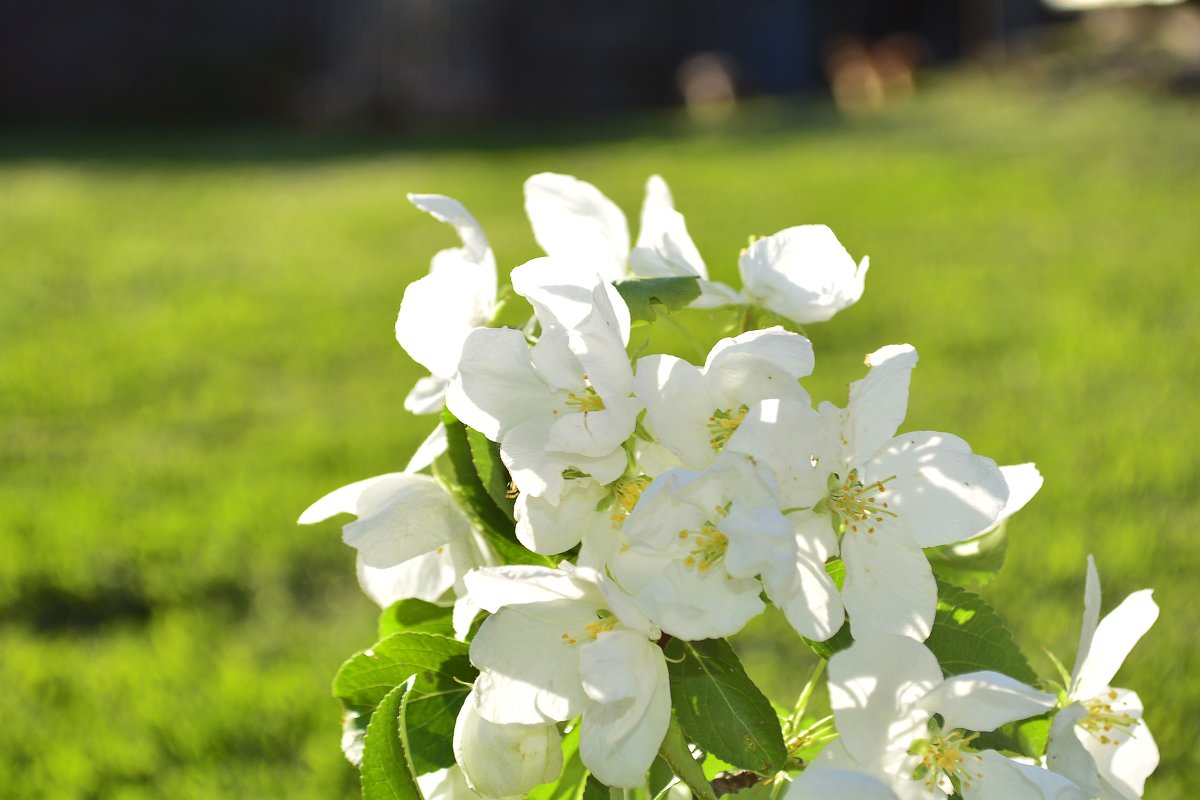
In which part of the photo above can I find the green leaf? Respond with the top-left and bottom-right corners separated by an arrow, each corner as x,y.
378,599 -> 454,640
466,424 -> 515,522
613,276 -> 700,324
333,632 -> 476,710
404,670 -> 471,775
528,726 -> 587,800
926,524 -> 1009,588
658,715 -> 718,800
582,776 -> 609,800
665,639 -> 787,775
925,580 -> 1038,685
361,678 -> 422,800
439,409 -> 551,566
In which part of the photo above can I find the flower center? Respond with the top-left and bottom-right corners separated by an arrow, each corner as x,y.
706,404 -> 749,452
560,609 -> 617,646
1079,691 -> 1137,745
910,727 -> 983,793
677,521 -> 729,573
609,476 -> 651,525
815,469 -> 897,534
565,384 -> 606,413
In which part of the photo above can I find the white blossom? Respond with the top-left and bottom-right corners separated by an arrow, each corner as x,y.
633,326 -> 814,470
611,454 -> 841,641
821,635 -> 1069,800
298,472 -> 485,614
728,344 -> 1009,640
465,564 -> 670,789
1046,556 -> 1159,799
447,259 -> 640,501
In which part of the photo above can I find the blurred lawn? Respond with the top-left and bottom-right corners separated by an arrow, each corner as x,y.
1,76 -> 1197,798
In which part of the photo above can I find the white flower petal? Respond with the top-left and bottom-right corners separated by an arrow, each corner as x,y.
396,264 -> 493,379
1079,690 -> 1158,799
405,375 -> 450,415
453,689 -> 563,798
762,539 -> 845,642
524,173 -> 629,282
464,565 -> 599,613
448,327 -> 557,441
968,750 -> 1088,800
630,175 -> 707,280
1072,589 -> 1158,702
408,193 -> 493,268
997,463 -> 1044,523
841,522 -> 937,641
634,354 -> 722,469
843,344 -> 918,464
356,550 -> 457,607
1046,704 -> 1103,797
828,635 -> 941,770
1073,555 -> 1104,689
738,224 -> 868,324
298,472 -> 404,525
633,560 -> 765,640
787,767 -> 901,800
726,398 -> 841,509
404,423 -> 448,473
418,767 -> 484,800
705,327 -> 814,408
341,473 -> 470,569
866,432 -> 1008,548
515,482 -> 610,555
918,672 -> 1056,733
579,640 -> 671,788
470,601 -> 594,724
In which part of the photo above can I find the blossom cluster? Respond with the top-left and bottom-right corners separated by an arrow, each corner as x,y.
302,174 -> 1159,800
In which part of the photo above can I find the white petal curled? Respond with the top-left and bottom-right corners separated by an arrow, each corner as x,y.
408,193 -> 493,268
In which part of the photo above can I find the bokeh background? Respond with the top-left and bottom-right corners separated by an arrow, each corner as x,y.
2,1 -> 1199,798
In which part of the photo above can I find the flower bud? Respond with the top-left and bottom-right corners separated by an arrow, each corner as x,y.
453,690 -> 563,798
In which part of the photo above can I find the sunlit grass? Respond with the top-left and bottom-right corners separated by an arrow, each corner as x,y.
1,76 -> 1197,798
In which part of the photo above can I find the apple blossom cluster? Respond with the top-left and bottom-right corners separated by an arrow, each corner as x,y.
301,174 -> 1160,800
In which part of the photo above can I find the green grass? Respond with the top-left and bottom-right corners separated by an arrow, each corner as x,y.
2,76 -> 1197,798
